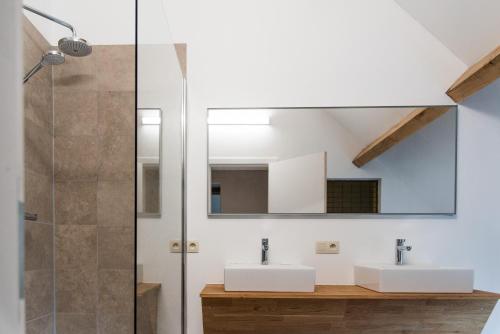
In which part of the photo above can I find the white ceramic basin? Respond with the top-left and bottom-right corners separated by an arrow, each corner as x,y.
224,263 -> 316,292
354,264 -> 474,293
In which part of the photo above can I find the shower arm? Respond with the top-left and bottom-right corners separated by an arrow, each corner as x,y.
23,5 -> 77,37
23,61 -> 43,84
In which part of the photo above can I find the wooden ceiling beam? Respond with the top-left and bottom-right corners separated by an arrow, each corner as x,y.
446,45 -> 500,103
352,106 -> 451,168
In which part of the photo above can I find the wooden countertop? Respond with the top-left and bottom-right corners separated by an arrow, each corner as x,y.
201,284 -> 500,300
137,283 -> 161,297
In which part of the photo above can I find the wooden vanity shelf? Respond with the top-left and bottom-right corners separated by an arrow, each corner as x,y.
201,284 -> 499,334
137,283 -> 161,334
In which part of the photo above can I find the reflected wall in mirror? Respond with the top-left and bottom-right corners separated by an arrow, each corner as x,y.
208,106 -> 457,216
138,108 -> 162,217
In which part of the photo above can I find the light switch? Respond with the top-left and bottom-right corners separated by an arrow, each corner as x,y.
316,241 -> 340,254
169,240 -> 182,253
187,240 -> 200,253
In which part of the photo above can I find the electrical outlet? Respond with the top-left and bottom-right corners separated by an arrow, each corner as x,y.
169,240 -> 182,253
316,241 -> 340,254
187,240 -> 200,253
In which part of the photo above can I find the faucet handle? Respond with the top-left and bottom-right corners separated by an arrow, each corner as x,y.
262,238 -> 269,248
396,238 -> 406,245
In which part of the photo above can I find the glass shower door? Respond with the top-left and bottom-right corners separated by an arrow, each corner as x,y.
136,1 -> 186,333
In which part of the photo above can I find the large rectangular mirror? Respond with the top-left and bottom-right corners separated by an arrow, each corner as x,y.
207,106 -> 457,216
137,108 -> 162,217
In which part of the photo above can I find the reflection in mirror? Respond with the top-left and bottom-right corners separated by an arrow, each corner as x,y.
208,107 -> 457,216
138,108 -> 162,217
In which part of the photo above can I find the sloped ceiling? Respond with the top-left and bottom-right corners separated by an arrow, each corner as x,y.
326,108 -> 414,147
395,0 -> 500,65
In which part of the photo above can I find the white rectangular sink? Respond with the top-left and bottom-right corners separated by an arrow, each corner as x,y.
355,264 -> 474,293
224,263 -> 316,292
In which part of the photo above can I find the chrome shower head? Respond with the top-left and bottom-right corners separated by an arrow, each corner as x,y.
41,50 -> 66,65
22,5 -> 93,57
58,36 -> 92,57
23,50 -> 65,84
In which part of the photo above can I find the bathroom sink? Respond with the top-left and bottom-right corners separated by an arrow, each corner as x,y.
354,264 -> 474,293
224,263 -> 316,292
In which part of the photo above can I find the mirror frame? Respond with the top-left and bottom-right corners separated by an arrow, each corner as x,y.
137,107 -> 163,218
206,105 -> 458,219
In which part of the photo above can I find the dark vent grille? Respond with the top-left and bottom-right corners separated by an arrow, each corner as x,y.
327,180 -> 379,213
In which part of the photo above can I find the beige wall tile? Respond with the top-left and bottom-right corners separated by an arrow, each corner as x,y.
23,15 -> 53,129
25,269 -> 53,320
26,313 -> 53,334
98,313 -> 133,334
97,91 -> 135,138
25,170 -> 53,224
23,15 -> 55,330
54,135 -> 98,181
97,181 -> 134,227
22,30 -> 44,74
50,42 -> 135,332
56,269 -> 97,313
55,181 -> 97,225
56,225 -> 97,270
53,54 -> 97,91
22,15 -> 50,57
94,45 -> 135,92
98,270 -> 134,315
98,135 -> 135,181
24,70 -> 53,128
98,226 -> 134,270
25,221 -> 53,271
25,117 -> 53,176
54,89 -> 98,137
57,313 -> 97,334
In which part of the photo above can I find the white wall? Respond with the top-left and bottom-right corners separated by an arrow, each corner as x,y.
156,0 -> 500,333
0,0 -> 24,333
209,108 -> 457,213
457,80 -> 500,334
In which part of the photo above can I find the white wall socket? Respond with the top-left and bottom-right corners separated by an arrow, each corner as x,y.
187,241 -> 200,253
316,241 -> 340,254
169,240 -> 200,253
169,240 -> 182,253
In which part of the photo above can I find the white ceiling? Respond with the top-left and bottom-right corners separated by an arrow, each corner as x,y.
395,0 -> 500,65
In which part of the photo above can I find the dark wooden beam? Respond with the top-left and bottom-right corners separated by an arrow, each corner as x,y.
447,45 -> 500,102
352,106 -> 451,168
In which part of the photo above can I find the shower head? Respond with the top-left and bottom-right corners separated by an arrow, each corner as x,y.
23,5 -> 93,57
23,50 -> 65,84
58,36 -> 93,57
41,50 -> 66,66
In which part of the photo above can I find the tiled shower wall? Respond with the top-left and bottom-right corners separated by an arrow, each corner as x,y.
23,17 -> 55,334
23,16 -> 135,334
53,45 -> 135,333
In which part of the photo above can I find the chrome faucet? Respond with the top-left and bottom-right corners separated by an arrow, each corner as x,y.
261,238 -> 269,265
395,238 -> 412,265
